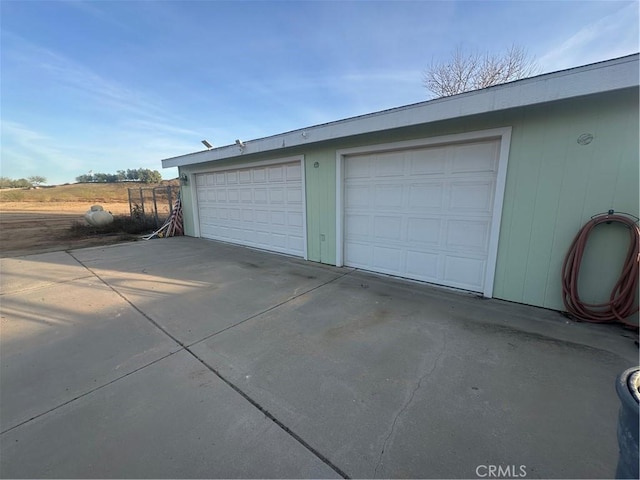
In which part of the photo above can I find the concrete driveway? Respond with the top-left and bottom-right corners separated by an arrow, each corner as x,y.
1,237 -> 637,479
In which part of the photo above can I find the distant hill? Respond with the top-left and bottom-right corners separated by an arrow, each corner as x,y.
0,180 -> 180,203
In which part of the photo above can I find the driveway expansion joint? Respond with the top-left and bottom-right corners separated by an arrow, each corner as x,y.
0,350 -> 179,435
65,250 -> 351,479
188,268 -> 356,348
184,347 -> 351,480
66,251 -> 186,349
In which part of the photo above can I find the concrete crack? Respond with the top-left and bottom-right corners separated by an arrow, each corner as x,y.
373,331 -> 447,478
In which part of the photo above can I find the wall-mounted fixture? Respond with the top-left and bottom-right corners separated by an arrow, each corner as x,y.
235,139 -> 245,151
577,133 -> 594,145
180,173 -> 189,185
201,140 -> 213,149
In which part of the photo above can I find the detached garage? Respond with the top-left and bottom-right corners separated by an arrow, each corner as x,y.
162,54 -> 639,314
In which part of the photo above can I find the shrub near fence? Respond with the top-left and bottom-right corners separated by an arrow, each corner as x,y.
128,185 -> 181,228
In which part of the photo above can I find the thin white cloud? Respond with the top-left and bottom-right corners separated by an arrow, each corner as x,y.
3,32 -> 166,120
0,119 -> 188,183
538,2 -> 639,72
1,121 -> 86,179
60,0 -> 133,32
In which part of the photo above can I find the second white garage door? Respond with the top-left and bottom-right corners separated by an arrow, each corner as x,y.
196,161 -> 305,257
342,139 -> 501,293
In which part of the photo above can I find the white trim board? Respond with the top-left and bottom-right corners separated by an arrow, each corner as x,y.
335,127 -> 512,298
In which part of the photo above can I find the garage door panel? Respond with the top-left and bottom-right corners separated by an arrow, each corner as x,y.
345,214 -> 370,237
253,189 -> 268,204
196,161 -> 304,257
227,189 -> 239,202
239,189 -> 252,203
407,217 -> 441,245
269,189 -> 284,204
271,233 -> 287,248
408,148 -> 447,175
344,139 -> 499,293
374,216 -> 402,240
268,166 -> 284,181
374,185 -> 403,208
270,211 -> 286,226
408,183 -> 444,209
372,246 -> 403,272
406,251 -> 439,280
375,152 -> 405,176
227,171 -> 238,184
448,181 -> 494,211
451,142 -> 498,174
286,188 -> 303,203
345,185 -> 370,208
446,220 -> 490,252
287,212 -> 303,228
288,236 -> 304,253
255,231 -> 270,245
286,164 -> 302,180
345,157 -> 371,178
228,208 -> 241,221
345,242 -> 373,268
443,256 -> 486,290
252,168 -> 267,183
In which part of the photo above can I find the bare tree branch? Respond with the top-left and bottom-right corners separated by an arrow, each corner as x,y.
423,45 -> 539,98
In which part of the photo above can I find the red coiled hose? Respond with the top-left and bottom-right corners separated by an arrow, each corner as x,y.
561,212 -> 639,327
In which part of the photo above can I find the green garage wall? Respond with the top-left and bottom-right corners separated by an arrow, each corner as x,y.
177,88 -> 638,312
495,89 -> 639,310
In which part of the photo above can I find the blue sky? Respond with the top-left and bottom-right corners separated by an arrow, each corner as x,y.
1,0 -> 638,185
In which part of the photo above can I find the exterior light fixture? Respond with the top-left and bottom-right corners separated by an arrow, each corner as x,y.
180,173 -> 189,185
235,139 -> 245,150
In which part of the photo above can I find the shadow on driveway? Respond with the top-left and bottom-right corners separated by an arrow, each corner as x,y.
1,237 -> 637,478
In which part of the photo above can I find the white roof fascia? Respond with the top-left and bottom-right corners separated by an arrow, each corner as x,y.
163,54 -> 639,169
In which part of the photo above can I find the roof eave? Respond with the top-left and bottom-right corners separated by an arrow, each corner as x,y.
162,54 -> 639,169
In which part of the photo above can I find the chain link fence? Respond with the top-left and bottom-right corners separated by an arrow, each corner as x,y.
128,185 -> 181,229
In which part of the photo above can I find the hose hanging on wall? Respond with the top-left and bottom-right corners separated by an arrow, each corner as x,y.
561,211 -> 640,327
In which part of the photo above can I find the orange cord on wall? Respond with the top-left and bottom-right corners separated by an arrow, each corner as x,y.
561,212 -> 640,328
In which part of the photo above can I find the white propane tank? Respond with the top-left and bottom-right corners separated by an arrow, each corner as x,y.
84,205 -> 114,227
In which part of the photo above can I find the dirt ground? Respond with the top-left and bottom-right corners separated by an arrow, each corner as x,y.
0,202 -> 134,257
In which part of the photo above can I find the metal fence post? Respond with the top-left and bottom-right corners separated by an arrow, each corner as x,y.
139,187 -> 145,219
152,187 -> 159,228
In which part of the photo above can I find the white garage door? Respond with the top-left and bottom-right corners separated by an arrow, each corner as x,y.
343,140 -> 500,293
196,161 -> 305,257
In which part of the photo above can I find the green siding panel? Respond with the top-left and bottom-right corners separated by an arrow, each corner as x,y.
305,150 -> 337,264
494,90 -> 639,310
